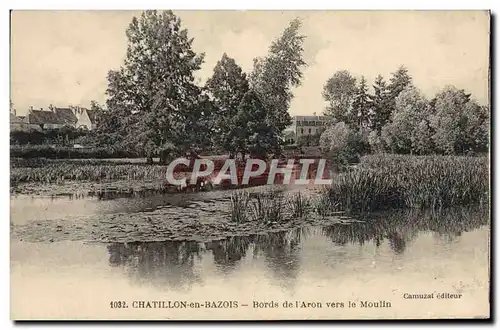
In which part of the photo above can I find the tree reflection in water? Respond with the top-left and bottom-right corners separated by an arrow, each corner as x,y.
107,240 -> 202,292
107,205 -> 488,291
321,205 -> 489,254
206,236 -> 252,273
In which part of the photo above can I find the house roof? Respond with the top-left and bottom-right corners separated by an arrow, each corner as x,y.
28,110 -> 66,125
85,109 -> 97,124
293,115 -> 326,121
54,107 -> 78,125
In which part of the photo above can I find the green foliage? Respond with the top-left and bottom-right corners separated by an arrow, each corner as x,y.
296,130 -> 323,147
10,145 -> 139,159
429,86 -> 489,155
381,86 -> 433,154
104,10 -> 209,162
10,127 -> 89,146
322,70 -> 357,123
323,154 -> 489,213
250,189 -> 286,224
368,74 -> 392,134
250,18 -> 306,147
234,90 -> 278,158
350,76 -> 371,130
319,122 -> 369,168
287,191 -> 311,218
388,65 -> 413,101
10,161 -> 171,184
230,190 -> 250,223
205,53 -> 250,156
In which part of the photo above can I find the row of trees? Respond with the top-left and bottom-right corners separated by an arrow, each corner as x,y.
320,66 -> 489,162
89,10 -> 306,163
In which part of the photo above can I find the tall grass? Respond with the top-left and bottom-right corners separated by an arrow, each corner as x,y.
287,191 -> 311,218
250,189 -> 286,223
10,162 -> 171,184
325,154 -> 489,212
229,189 -> 315,224
230,191 -> 250,223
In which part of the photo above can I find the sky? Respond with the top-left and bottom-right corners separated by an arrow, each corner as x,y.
10,10 -> 490,116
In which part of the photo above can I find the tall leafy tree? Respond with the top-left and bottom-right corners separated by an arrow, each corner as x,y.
234,90 -> 278,158
350,76 -> 371,130
388,65 -> 413,101
105,10 -> 207,163
205,53 -> 249,157
322,70 -> 357,123
249,18 -> 306,151
381,86 -> 432,155
368,74 -> 392,134
429,86 -> 489,155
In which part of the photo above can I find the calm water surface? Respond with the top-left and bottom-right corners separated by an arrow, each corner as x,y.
10,193 -> 490,319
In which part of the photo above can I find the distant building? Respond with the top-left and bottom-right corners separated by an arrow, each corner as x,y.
284,115 -> 327,144
10,107 -> 41,131
10,105 -> 98,131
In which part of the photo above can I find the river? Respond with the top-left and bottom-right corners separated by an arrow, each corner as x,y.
10,192 -> 490,320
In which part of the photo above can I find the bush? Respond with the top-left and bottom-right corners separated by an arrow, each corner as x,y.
319,122 -> 369,169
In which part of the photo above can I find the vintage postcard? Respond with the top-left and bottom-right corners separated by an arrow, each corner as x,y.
10,10 -> 491,320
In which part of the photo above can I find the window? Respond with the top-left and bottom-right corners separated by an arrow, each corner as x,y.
308,128 -> 312,135
301,128 -> 304,134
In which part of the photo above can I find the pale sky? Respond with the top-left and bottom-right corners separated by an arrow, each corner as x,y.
10,10 -> 490,116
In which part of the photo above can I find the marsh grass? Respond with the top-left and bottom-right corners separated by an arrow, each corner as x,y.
325,154 -> 489,213
250,189 -> 286,224
230,191 -> 250,223
10,162 -> 171,184
229,154 -> 489,222
313,191 -> 340,217
287,191 -> 311,218
229,189 -> 313,224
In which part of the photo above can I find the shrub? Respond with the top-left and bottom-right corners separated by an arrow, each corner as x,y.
319,122 -> 369,169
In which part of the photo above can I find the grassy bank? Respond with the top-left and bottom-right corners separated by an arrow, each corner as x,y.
227,154 -> 489,224
324,154 -> 489,213
11,162 -> 171,184
10,145 -> 139,159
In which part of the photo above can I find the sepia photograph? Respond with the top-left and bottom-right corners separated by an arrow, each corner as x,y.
9,10 -> 491,320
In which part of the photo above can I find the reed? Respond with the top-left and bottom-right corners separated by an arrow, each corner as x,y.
229,191 -> 250,223
10,163 -> 171,184
324,154 -> 489,213
287,191 -> 311,218
250,189 -> 285,224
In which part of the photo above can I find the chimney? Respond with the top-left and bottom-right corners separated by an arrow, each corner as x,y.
29,106 -> 33,113
49,104 -> 54,112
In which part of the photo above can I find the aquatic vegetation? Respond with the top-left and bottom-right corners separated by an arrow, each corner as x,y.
250,189 -> 286,224
324,154 -> 489,213
10,162 -> 171,184
287,191 -> 311,218
230,190 -> 250,223
313,191 -> 339,217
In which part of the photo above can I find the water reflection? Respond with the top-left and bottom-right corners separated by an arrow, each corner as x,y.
106,206 -> 489,292
107,241 -> 202,291
321,205 -> 489,254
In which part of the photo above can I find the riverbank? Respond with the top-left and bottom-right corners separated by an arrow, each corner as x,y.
323,154 -> 489,213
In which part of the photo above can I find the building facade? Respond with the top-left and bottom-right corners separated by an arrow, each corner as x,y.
284,115 -> 327,144
10,105 -> 97,131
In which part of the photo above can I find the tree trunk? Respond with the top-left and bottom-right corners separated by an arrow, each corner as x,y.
146,156 -> 153,165
160,150 -> 168,165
